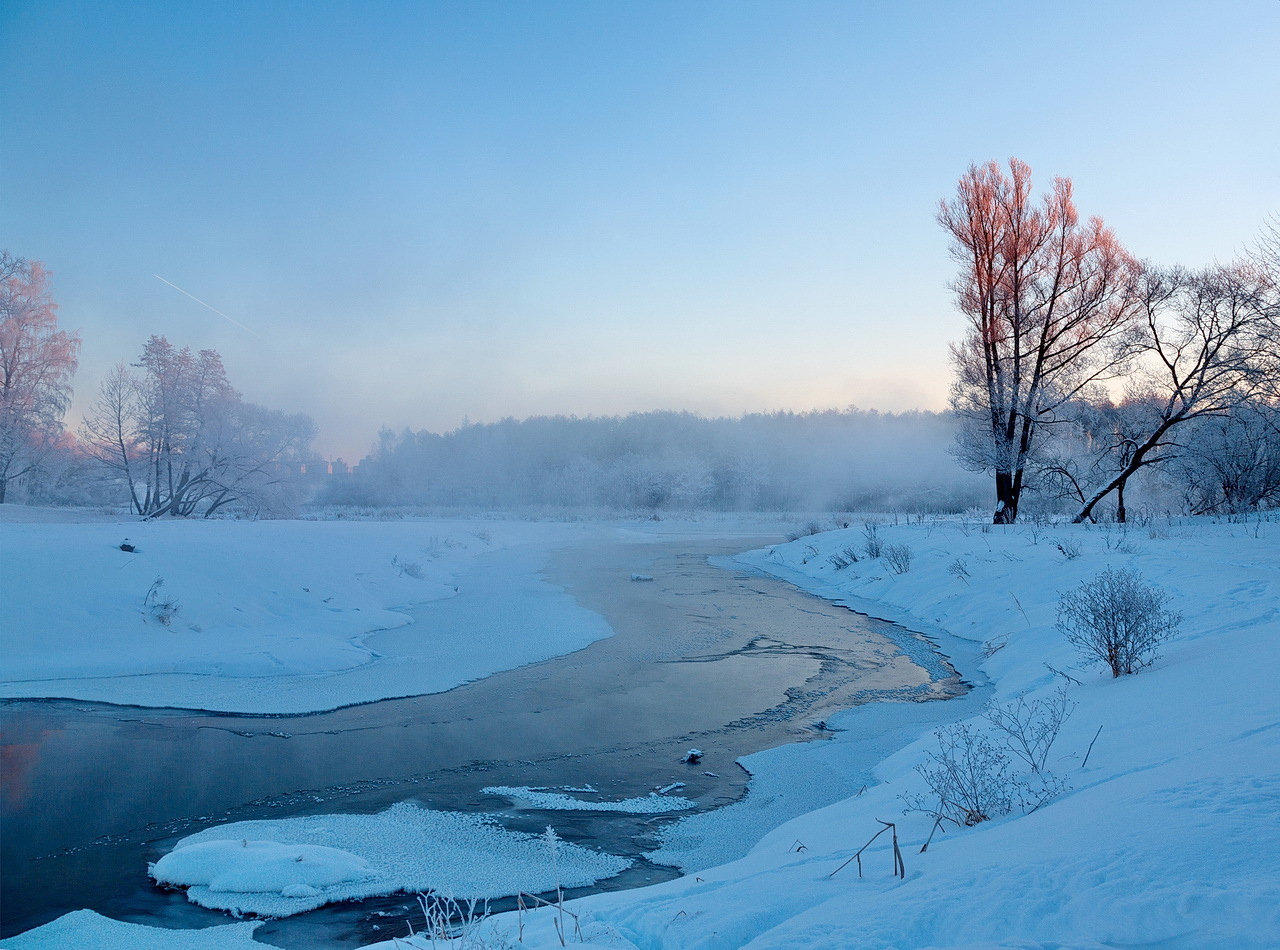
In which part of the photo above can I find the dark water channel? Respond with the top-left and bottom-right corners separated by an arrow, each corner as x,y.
1,535 -> 964,947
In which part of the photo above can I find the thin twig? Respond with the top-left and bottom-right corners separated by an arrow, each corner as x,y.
1082,724 -> 1103,769
829,820 -> 901,879
919,814 -> 955,853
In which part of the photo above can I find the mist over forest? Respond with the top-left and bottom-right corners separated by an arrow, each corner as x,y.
318,409 -> 988,514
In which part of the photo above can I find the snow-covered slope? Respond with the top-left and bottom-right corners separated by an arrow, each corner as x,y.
7,514 -> 1278,949
0,513 -> 613,713
435,517 -> 1280,950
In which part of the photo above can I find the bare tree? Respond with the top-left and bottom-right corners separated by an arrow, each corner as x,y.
79,363 -> 145,513
940,159 -> 1142,523
0,252 -> 81,502
1072,262 -> 1277,522
80,337 -> 316,517
1165,399 -> 1280,515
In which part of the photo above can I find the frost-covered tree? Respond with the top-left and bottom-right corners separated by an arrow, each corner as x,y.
940,159 -> 1142,523
1171,399 -> 1280,515
1071,262 -> 1278,522
80,336 -> 316,517
0,252 -> 80,503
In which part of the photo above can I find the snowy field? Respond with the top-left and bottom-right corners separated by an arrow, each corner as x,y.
5,511 -> 1279,949
0,510 -> 629,713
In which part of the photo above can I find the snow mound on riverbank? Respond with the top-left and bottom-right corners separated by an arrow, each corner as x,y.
0,909 -> 263,949
0,514 -> 614,713
412,516 -> 1280,950
152,802 -> 630,917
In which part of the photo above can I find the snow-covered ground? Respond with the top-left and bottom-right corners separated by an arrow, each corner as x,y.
393,516 -> 1280,950
6,512 -> 1279,949
0,511 -> 621,713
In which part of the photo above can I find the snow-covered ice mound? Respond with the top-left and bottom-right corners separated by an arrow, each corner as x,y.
150,802 -> 630,917
152,840 -> 374,900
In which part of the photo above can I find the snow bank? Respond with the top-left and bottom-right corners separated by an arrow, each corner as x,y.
428,517 -> 1280,950
0,909 -> 263,950
149,801 -> 630,917
0,514 -> 614,713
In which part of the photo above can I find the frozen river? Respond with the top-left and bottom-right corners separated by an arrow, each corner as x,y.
1,532 -> 965,947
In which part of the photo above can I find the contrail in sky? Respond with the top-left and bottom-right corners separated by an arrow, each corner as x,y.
153,274 -> 263,339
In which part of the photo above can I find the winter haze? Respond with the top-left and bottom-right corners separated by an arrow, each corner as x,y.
3,0 -> 1276,461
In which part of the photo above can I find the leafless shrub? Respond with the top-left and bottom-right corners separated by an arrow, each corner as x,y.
905,723 -> 1013,828
144,577 -> 180,626
883,543 -> 913,575
862,520 -> 884,558
947,558 -> 970,582
1055,539 -> 1082,560
984,685 -> 1074,774
1057,568 -> 1182,676
787,521 -> 826,542
393,555 -> 426,579
828,544 -> 861,570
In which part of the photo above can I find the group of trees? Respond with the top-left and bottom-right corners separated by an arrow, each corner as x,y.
0,250 -> 316,515
5,167 -> 1277,522
80,336 -> 317,517
326,409 -> 988,513
942,160 -> 1279,524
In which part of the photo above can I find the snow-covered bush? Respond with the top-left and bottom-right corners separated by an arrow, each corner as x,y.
828,544 -> 860,570
882,543 -> 913,574
908,723 -> 1013,827
392,555 -> 425,579
862,520 -> 883,558
1057,567 -> 1182,676
985,686 -> 1075,812
1056,538 -> 1082,560
984,686 -> 1074,774
144,576 -> 180,626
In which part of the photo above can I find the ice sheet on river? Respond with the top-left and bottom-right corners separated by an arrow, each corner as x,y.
483,785 -> 696,813
149,802 -> 630,917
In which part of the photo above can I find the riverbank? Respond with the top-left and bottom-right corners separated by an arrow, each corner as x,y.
0,514 -> 612,714
3,518 -> 956,946
5,514 -> 1278,949
469,516 -> 1280,950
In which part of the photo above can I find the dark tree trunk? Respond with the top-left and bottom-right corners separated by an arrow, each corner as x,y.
994,470 -> 1020,523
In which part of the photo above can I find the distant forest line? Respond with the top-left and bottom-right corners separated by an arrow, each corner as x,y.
319,409 -> 990,514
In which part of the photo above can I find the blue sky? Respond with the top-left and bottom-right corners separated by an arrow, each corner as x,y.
3,0 -> 1277,459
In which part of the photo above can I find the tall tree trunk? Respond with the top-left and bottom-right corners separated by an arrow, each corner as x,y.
994,470 -> 1019,523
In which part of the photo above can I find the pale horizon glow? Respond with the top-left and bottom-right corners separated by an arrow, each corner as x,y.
3,0 -> 1277,460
